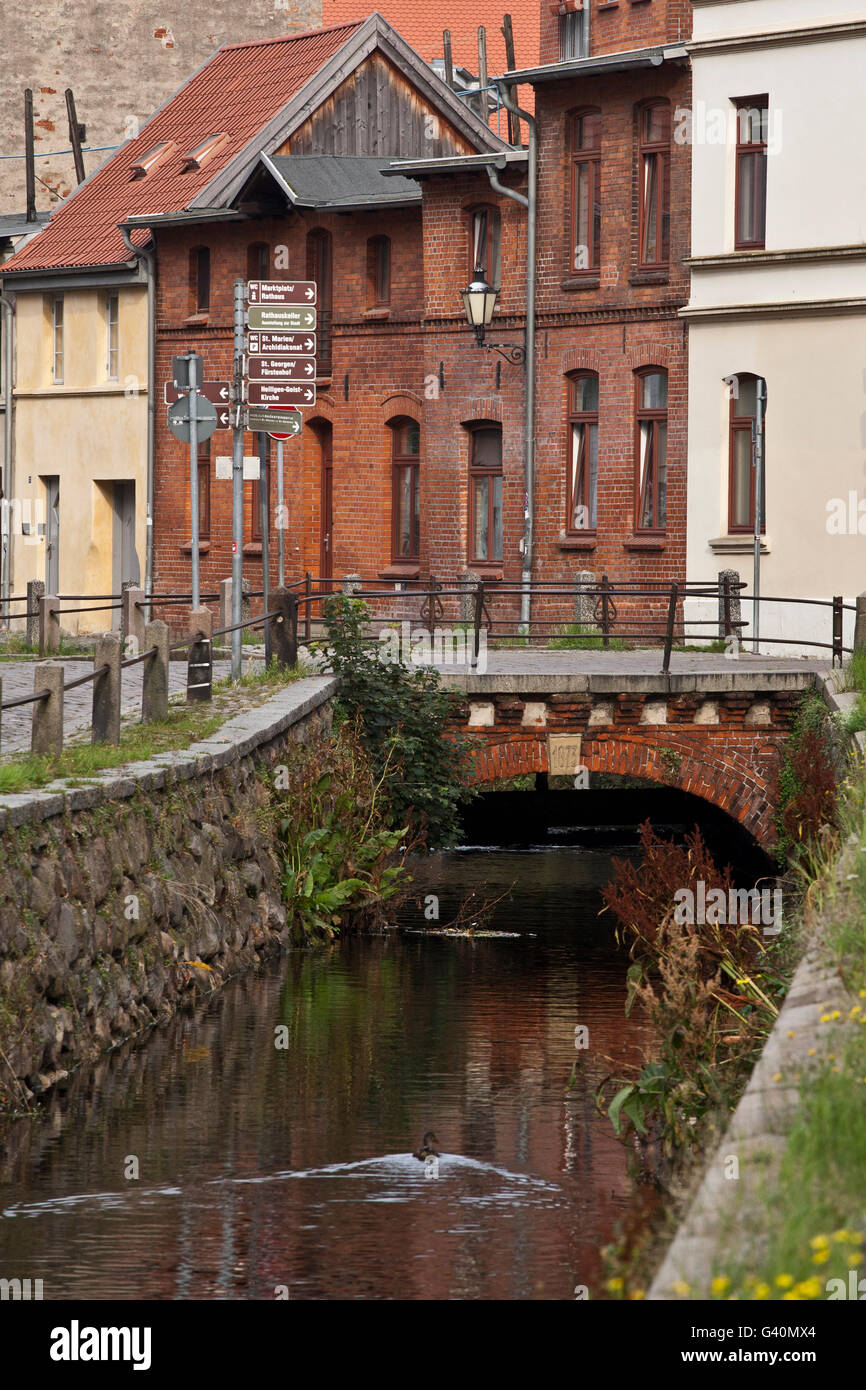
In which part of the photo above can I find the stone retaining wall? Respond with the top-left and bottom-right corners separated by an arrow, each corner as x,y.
0,677 -> 336,1107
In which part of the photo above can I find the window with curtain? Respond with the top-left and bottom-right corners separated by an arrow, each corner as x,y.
390,418 -> 420,560
570,109 -> 601,272
190,246 -> 210,314
468,205 -> 501,288
197,439 -> 211,540
306,229 -> 332,375
728,373 -> 766,531
559,9 -> 588,61
735,99 -> 768,249
567,373 -> 598,531
469,425 -> 503,563
368,235 -> 391,307
247,241 -> 270,282
635,368 -> 668,531
638,103 -> 671,267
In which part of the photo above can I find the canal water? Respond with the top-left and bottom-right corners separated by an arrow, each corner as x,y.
1,791 -> 756,1301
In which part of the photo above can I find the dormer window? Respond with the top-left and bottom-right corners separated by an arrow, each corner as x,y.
181,133 -> 229,173
129,141 -> 175,179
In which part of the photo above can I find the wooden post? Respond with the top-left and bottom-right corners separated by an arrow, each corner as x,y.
269,587 -> 298,669
304,571 -> 312,641
663,584 -> 679,674
501,14 -> 521,146
600,574 -> 612,650
31,661 -> 64,755
833,595 -> 844,668
477,27 -> 488,122
472,580 -> 485,668
142,620 -> 169,723
26,580 -> 44,646
443,30 -> 454,89
92,632 -> 121,745
853,591 -> 866,654
24,90 -> 37,224
187,607 -> 213,703
64,88 -> 86,185
39,594 -> 60,656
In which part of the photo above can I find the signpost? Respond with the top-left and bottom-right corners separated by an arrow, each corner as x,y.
246,280 -> 317,305
164,380 -> 230,405
247,304 -> 316,333
247,382 -> 316,408
165,352 -> 213,610
246,405 -> 303,435
247,355 -> 316,382
247,331 -> 316,356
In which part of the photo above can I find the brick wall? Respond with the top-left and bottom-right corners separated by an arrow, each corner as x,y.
539,0 -> 692,66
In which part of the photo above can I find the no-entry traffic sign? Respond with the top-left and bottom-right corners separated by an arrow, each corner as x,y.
248,381 -> 316,407
247,280 -> 317,305
247,355 -> 316,382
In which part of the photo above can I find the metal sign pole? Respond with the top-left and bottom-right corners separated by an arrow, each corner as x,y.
753,378 -> 767,655
258,431 -> 271,665
276,439 -> 285,588
188,352 -> 200,612
232,280 -> 245,681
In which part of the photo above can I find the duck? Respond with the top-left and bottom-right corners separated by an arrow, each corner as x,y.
413,1131 -> 439,1161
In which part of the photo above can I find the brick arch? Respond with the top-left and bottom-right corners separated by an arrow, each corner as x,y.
468,733 -> 777,849
379,390 -> 424,420
306,396 -> 336,424
625,345 -> 673,370
560,348 -> 602,376
460,398 -> 503,425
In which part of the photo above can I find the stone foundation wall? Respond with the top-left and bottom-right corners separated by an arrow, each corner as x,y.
0,677 -> 335,1106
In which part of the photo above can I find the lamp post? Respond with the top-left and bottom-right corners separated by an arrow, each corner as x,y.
460,266 -> 526,365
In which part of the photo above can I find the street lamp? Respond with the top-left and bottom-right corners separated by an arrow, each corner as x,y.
460,266 -> 498,345
459,266 -> 526,365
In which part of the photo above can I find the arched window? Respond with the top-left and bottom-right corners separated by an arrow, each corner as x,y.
570,110 -> 601,272
567,372 -> 598,532
390,418 -> 420,560
638,102 -> 671,267
468,205 -> 501,288
728,373 -> 766,532
634,368 -> 668,532
367,236 -> 391,307
468,424 -> 503,563
190,246 -> 210,314
306,228 -> 332,374
247,241 -> 269,282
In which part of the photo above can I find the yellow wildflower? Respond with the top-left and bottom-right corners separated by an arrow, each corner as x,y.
605,1277 -> 624,1292
629,1289 -> 646,1300
848,1252 -> 864,1267
671,1280 -> 691,1297
754,1283 -> 771,1299
809,1234 -> 830,1250
711,1276 -> 731,1297
775,1274 -> 794,1288
812,1248 -> 831,1264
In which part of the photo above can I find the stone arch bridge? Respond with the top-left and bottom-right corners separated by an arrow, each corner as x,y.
440,657 -> 823,850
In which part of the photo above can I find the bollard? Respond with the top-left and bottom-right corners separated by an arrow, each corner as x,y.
142,620 -> 169,723
718,568 -> 741,642
269,587 -> 298,668
31,661 -> 64,755
854,591 -> 866,654
38,594 -> 60,656
219,577 -> 233,634
573,569 -> 596,628
241,578 -> 251,623
26,580 -> 44,647
92,632 -> 122,745
121,585 -> 145,651
187,607 -> 213,704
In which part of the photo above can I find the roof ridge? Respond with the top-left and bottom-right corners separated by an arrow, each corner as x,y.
217,17 -> 367,53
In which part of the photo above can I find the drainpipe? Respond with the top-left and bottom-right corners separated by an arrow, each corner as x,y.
0,291 -> 14,624
492,84 -> 536,633
120,227 -> 155,616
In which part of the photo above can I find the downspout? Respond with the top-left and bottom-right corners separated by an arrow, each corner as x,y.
0,291 -> 14,624
491,85 -> 536,633
120,227 -> 155,615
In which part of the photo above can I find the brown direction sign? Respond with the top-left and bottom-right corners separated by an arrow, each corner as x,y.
247,355 -> 316,383
247,304 -> 316,332
164,380 -> 231,405
247,331 -> 316,356
247,279 -> 317,305
247,406 -> 302,435
247,381 -> 316,408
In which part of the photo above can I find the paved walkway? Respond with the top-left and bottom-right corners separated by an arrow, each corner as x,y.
0,658 -> 231,754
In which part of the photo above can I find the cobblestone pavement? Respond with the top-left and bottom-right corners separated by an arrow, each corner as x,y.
0,658 -> 232,754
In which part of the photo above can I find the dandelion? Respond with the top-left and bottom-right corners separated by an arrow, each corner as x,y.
754,1283 -> 771,1299
772,1073 -> 782,1082
629,1289 -> 646,1300
808,1048 -> 817,1056
832,1230 -> 851,1242
781,1290 -> 801,1300
795,1277 -> 823,1299
671,1280 -> 691,1297
711,1276 -> 731,1297
775,1274 -> 794,1289
787,1030 -> 796,1038
809,1234 -> 830,1250
811,1248 -> 831,1264
605,1276 -> 624,1293
848,1252 -> 864,1267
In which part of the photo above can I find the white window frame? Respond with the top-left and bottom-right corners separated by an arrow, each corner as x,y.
106,294 -> 119,380
51,297 -> 64,384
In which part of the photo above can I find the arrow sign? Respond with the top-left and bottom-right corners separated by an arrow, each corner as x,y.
164,380 -> 231,405
247,332 -> 316,356
247,305 -> 316,332
247,405 -> 303,436
248,381 -> 316,407
247,355 -> 316,382
215,406 -> 232,430
247,280 -> 317,305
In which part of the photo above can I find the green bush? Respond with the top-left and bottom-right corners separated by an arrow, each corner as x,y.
323,595 -> 476,847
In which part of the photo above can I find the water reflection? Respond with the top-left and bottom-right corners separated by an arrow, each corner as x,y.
0,843 -> 655,1300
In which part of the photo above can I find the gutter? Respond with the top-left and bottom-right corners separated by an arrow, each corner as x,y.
492,83 -> 537,635
0,290 -> 13,622
120,226 -> 155,616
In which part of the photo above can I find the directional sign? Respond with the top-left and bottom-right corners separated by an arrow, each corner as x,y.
247,304 -> 316,333
248,381 -> 316,408
214,405 -> 232,430
247,355 -> 316,383
247,280 -> 317,305
164,380 -> 231,405
166,395 -> 218,444
247,331 -> 316,356
247,406 -> 303,436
